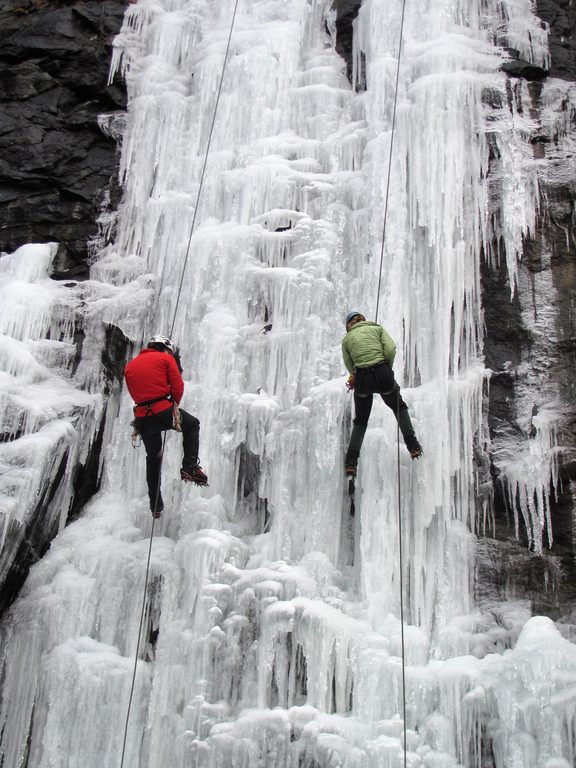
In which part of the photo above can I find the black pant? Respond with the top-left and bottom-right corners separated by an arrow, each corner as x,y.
135,406 -> 199,505
346,362 -> 416,462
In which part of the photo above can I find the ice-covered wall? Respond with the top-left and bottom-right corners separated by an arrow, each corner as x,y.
482,65 -> 576,563
0,243 -> 105,612
0,0 -> 575,767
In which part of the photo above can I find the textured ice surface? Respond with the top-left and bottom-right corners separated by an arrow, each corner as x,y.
0,0 -> 572,767
0,244 -> 103,583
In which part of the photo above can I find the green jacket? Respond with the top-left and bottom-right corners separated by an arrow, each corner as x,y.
342,320 -> 397,373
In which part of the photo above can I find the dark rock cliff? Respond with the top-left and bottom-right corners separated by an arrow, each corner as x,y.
479,5 -> 576,616
0,0 -> 128,278
331,0 -> 363,83
537,0 -> 576,79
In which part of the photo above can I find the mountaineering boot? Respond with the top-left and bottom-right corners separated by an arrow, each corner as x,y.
396,409 -> 422,459
181,459 -> 209,486
150,493 -> 164,518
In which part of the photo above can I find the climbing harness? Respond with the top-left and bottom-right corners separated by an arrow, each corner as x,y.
134,393 -> 172,412
130,394 -> 174,437
130,394 -> 173,446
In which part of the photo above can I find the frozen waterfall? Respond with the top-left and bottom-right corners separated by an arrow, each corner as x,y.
1,0 -> 575,766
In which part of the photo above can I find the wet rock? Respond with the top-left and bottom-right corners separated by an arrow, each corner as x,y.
501,57 -> 548,81
482,53 -> 576,618
481,256 -> 531,434
0,1 -> 128,269
102,322 -> 133,392
536,0 -> 576,80
0,445 -> 69,616
331,0 -> 363,84
475,535 -> 576,619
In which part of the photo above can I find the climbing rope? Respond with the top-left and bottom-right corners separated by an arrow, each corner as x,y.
119,431 -> 163,766
371,0 -> 408,764
396,392 -> 408,768
170,0 -> 240,337
119,2 -> 239,764
374,0 -> 408,325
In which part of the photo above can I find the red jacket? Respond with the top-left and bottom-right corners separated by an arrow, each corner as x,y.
124,349 -> 184,417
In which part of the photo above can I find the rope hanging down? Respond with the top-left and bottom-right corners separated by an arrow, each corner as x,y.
119,449 -> 163,768
374,0 -> 407,325
371,0 -> 408,765
170,0 -> 240,338
396,392 -> 408,768
119,3 -> 240,765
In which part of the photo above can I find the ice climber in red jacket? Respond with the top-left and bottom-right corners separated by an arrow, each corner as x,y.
124,335 -> 208,517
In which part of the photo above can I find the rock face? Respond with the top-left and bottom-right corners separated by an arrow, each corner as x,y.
331,0 -> 363,83
536,0 -> 576,79
0,0 -> 127,278
480,4 -> 576,615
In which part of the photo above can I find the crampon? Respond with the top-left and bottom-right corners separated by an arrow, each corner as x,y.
180,465 -> 209,486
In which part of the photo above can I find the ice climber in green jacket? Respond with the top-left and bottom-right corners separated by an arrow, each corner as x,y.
342,311 -> 422,476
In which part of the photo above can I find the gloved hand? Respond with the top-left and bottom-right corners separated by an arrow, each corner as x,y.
346,374 -> 356,391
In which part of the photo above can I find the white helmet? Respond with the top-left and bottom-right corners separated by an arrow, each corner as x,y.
148,335 -> 175,353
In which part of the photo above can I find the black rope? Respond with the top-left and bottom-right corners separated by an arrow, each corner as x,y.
371,1 -> 408,763
396,391 -> 408,768
374,0 -> 408,324
120,2 -> 239,764
119,432 -> 166,768
170,0 -> 240,338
